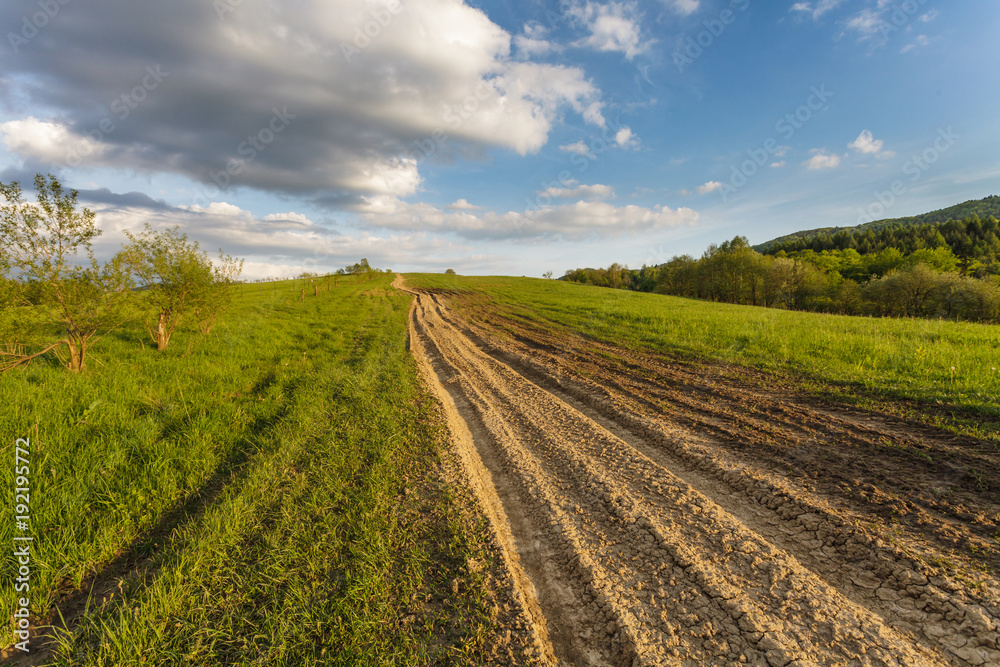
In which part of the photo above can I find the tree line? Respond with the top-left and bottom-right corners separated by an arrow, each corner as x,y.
563,229 -> 1000,324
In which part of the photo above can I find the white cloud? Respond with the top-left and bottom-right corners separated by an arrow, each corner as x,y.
790,0 -> 842,20
262,211 -> 314,227
849,130 -> 883,154
0,117 -> 108,165
919,10 -> 939,23
696,181 -> 722,195
770,161 -> 786,168
539,182 -> 615,200
845,8 -> 884,38
568,2 -> 651,60
664,0 -> 700,16
900,34 -> 930,53
849,130 -> 895,159
615,126 -> 640,150
804,149 -> 841,170
0,0 -> 612,201
90,198 -> 470,279
446,198 -> 482,210
559,140 -> 595,157
356,196 -> 698,240
514,34 -> 556,56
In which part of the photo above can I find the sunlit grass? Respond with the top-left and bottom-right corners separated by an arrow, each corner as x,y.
409,274 -> 1000,420
1,275 -> 499,663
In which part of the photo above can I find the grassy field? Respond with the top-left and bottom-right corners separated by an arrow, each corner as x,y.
409,274 -> 1000,437
1,275 -> 500,665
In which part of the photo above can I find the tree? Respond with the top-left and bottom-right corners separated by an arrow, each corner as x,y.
194,252 -> 243,335
119,225 -> 235,351
543,270 -> 553,279
0,174 -> 132,372
445,268 -> 456,275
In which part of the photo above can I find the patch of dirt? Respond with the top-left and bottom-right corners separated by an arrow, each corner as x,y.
396,276 -> 1000,666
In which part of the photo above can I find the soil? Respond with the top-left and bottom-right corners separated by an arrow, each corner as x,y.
395,275 -> 1000,667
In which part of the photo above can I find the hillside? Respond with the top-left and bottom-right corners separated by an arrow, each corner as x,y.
754,194 -> 1000,252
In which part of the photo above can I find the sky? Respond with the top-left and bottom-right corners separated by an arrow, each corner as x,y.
1,0 -> 998,279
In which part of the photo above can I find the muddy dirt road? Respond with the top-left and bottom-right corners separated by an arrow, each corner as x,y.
395,277 -> 1000,666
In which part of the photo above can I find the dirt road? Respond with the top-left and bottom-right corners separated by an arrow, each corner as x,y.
395,277 -> 1000,666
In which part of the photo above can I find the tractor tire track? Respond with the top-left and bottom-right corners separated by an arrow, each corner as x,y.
395,279 -> 1000,665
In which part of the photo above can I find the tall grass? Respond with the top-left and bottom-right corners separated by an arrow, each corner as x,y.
1,276 -> 498,664
409,274 -> 1000,420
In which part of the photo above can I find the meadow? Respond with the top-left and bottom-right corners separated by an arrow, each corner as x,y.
411,274 -> 1000,438
1,275 -> 499,665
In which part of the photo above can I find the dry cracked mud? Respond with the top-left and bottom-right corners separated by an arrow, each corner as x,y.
395,276 -> 1000,667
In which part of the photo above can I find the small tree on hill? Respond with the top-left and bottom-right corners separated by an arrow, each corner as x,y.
120,225 -> 240,350
194,252 -> 243,335
0,174 -> 132,372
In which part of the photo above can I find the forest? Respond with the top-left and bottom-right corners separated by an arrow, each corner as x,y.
563,213 -> 1000,323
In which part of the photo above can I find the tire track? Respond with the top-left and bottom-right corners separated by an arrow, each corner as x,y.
396,279 -> 979,666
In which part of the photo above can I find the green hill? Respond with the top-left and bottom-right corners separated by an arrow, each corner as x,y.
755,195 -> 1000,252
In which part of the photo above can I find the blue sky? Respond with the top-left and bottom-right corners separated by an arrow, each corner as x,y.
1,0 -> 997,278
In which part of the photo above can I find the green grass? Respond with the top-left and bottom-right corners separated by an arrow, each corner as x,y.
408,274 -> 1000,428
1,275 -> 500,664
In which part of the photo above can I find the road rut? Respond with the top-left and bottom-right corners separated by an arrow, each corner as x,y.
397,277 -> 999,666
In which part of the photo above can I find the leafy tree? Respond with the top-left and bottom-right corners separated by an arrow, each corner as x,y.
194,252 -> 243,335
0,174 -> 132,372
119,224 -> 240,350
445,268 -> 456,275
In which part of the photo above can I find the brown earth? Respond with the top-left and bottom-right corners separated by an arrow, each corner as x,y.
394,275 -> 1000,666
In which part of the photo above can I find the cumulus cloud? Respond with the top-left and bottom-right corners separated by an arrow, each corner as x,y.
568,2 -> 651,60
615,126 -> 640,150
446,198 -> 482,210
514,22 -> 559,57
0,0 -> 609,203
0,117 -> 108,164
80,193 -> 472,279
538,182 -> 615,200
559,140 -> 596,157
804,149 -> 841,170
696,181 -> 722,194
356,196 -> 697,240
849,130 -> 895,159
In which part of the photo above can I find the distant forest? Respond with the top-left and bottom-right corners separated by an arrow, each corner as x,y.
563,211 -> 1000,324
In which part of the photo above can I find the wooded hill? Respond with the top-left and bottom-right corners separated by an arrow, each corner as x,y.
561,195 -> 1000,323
755,195 -> 1000,256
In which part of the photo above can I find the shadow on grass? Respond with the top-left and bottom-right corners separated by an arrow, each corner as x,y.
1,381 -> 296,666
